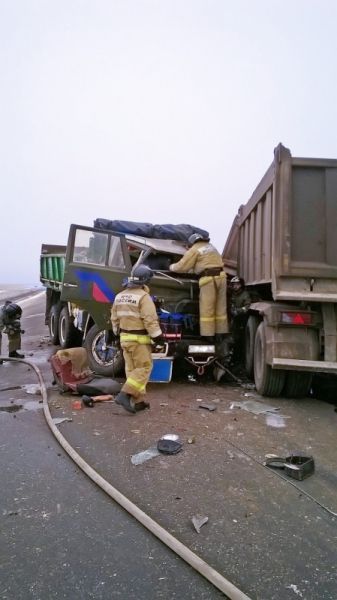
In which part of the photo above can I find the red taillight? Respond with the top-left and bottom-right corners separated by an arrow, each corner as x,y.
160,321 -> 182,340
280,311 -> 313,325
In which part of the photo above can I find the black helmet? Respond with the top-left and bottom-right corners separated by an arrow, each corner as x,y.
188,233 -> 209,247
4,302 -> 22,320
127,265 -> 153,287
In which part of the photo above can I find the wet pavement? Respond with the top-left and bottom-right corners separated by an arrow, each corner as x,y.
1,291 -> 227,600
1,290 -> 337,599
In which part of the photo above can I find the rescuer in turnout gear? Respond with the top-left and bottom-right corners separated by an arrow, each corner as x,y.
169,233 -> 228,341
230,277 -> 251,317
0,302 -> 25,364
229,277 -> 251,361
111,265 -> 163,414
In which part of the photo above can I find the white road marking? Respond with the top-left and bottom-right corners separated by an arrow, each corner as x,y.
19,291 -> 45,305
24,313 -> 45,319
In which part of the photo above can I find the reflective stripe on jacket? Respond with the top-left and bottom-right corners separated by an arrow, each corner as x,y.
120,333 -> 151,344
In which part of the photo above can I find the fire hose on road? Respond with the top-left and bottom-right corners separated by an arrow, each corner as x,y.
1,356 -> 252,600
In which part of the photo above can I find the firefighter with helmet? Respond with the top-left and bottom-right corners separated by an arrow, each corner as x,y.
169,233 -> 228,341
229,276 -> 251,361
111,265 -> 164,414
230,276 -> 251,317
0,301 -> 25,365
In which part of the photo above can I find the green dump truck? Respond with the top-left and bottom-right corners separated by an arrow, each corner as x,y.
41,222 -> 230,377
222,143 -> 337,398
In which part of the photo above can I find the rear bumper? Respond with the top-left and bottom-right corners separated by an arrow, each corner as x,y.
272,358 -> 337,374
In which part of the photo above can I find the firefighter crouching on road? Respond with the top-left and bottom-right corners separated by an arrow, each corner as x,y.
111,265 -> 164,414
0,302 -> 25,365
169,233 -> 228,342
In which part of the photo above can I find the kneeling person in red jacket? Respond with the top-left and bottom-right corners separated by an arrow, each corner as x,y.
111,265 -> 163,414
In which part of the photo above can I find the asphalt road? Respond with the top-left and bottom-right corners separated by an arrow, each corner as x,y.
1,289 -> 337,600
0,290 -> 226,600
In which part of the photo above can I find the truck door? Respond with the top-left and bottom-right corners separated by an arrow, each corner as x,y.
61,224 -> 132,328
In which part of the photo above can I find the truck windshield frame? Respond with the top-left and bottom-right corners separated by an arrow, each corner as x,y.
72,228 -> 127,271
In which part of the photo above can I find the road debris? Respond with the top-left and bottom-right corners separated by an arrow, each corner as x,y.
286,584 -> 304,597
265,455 -> 315,480
187,375 -> 197,383
199,402 -> 217,411
52,417 -> 73,425
131,446 -> 160,465
192,514 -> 208,533
230,400 -> 283,415
72,399 -> 83,410
265,414 -> 288,428
157,434 -> 183,454
22,384 -> 41,395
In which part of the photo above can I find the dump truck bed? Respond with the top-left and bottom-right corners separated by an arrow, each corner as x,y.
223,144 -> 337,302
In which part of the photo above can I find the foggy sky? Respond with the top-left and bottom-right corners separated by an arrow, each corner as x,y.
1,0 -> 337,283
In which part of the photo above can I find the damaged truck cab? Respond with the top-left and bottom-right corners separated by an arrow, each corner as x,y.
41,222 -> 230,378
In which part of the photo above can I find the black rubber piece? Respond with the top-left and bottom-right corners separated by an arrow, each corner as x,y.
82,395 -> 94,408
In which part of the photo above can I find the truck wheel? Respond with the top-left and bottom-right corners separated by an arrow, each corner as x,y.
245,316 -> 259,378
254,322 -> 285,397
49,303 -> 61,345
58,306 -> 81,348
84,325 -> 124,376
283,372 -> 312,398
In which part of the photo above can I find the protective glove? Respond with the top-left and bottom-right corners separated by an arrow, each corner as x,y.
151,335 -> 165,353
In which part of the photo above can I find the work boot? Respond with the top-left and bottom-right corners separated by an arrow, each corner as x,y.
135,401 -> 150,412
9,351 -> 25,359
115,391 -> 136,414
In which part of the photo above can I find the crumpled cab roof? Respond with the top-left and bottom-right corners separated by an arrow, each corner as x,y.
125,234 -> 187,255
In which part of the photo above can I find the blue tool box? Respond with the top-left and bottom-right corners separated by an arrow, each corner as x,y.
149,357 -> 173,383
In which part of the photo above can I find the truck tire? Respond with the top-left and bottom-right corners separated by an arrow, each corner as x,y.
49,303 -> 61,345
58,306 -> 82,348
283,372 -> 312,398
245,316 -> 259,378
84,325 -> 124,376
254,322 -> 285,397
